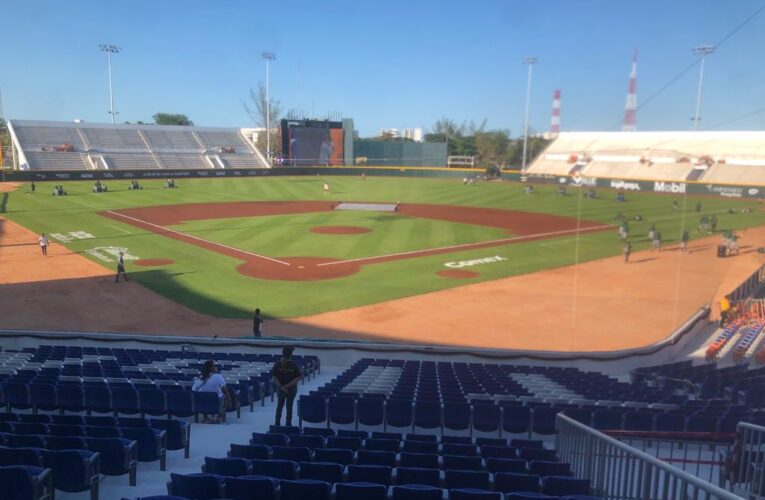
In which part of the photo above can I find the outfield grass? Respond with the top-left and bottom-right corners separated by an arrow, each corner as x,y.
3,176 -> 765,319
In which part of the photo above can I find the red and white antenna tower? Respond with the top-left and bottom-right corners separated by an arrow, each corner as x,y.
622,48 -> 638,131
550,90 -> 561,138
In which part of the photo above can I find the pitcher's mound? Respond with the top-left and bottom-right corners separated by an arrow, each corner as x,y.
310,226 -> 371,235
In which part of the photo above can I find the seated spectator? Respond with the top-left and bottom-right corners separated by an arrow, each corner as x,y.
192,360 -> 231,423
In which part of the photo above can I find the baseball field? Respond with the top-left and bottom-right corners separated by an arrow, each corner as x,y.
3,175 -> 765,322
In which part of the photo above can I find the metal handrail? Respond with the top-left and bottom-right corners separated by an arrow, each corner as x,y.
556,413 -> 741,499
735,422 -> 765,498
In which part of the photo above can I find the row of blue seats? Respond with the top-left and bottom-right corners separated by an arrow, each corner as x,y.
0,383 -> 244,418
162,471 -> 594,499
0,426 -> 168,470
0,449 -> 100,500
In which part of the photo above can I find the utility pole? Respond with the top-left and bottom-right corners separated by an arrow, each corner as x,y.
99,44 -> 120,123
262,52 -> 276,165
692,45 -> 715,130
521,57 -> 537,171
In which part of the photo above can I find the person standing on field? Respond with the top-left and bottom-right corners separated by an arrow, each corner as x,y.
38,233 -> 48,256
115,251 -> 128,282
623,241 -> 632,263
272,347 -> 302,427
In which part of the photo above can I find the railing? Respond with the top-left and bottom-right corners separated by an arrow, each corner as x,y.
556,413 -> 741,499
729,264 -> 765,303
734,422 -> 765,498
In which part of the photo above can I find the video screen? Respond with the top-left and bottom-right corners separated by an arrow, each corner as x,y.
282,120 -> 344,166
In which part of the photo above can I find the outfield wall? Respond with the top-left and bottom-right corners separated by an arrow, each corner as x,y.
3,166 -> 765,199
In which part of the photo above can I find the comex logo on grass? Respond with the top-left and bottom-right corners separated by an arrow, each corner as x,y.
445,255 -> 507,268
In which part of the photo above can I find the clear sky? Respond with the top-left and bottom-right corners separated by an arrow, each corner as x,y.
3,0 -> 765,136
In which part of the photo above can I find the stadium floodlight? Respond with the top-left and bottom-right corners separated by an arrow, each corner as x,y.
262,52 -> 276,165
692,45 -> 715,130
99,44 -> 121,124
521,57 -> 538,171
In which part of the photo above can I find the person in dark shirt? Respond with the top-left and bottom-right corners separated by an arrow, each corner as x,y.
253,308 -> 263,337
271,346 -> 302,426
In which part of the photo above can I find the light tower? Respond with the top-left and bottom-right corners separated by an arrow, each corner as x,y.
521,56 -> 537,171
99,44 -> 120,124
262,51 -> 276,165
550,90 -> 561,138
622,48 -> 638,132
692,45 -> 715,130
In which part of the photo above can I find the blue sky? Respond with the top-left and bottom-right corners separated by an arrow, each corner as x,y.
3,0 -> 765,136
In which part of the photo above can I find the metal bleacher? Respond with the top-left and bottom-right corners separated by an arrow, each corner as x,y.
8,120 -> 269,171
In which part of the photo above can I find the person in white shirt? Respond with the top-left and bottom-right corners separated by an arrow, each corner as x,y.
38,233 -> 48,256
192,360 -> 231,423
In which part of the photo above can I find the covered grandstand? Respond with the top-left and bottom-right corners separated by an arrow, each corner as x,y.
526,131 -> 765,185
7,120 -> 270,171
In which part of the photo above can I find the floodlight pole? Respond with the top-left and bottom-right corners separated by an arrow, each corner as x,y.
521,57 -> 537,171
99,44 -> 120,124
692,45 -> 715,130
262,52 -> 276,165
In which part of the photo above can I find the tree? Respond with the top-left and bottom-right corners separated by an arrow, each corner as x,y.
243,82 -> 283,156
0,119 -> 11,168
153,113 -> 193,126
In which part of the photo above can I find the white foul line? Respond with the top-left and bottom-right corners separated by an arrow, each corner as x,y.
316,224 -> 613,267
104,210 -> 292,266
108,224 -> 131,234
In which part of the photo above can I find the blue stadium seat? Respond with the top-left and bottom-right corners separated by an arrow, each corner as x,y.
288,434 -> 324,449
448,488 -> 503,499
476,438 -> 506,447
280,479 -> 331,500
12,423 -> 48,436
86,425 -> 122,438
357,450 -> 397,467
486,458 -> 527,474
45,435 -> 86,451
298,396 -> 327,426
42,449 -> 100,499
137,389 -> 166,416
372,431 -> 402,440
444,470 -> 490,490
122,427 -> 167,470
396,466 -> 441,487
0,446 -> 42,466
402,440 -> 439,454
386,400 -> 414,430
541,476 -> 590,496
407,433 -> 438,442
473,404 -> 501,435
8,434 -> 46,448
2,383 -> 31,410
511,439 -> 544,449
505,494 -> 557,500
338,429 -> 369,439
391,484 -> 443,500
223,475 -> 278,500
57,385 -> 85,413
150,419 -> 191,458
298,461 -> 343,483
442,455 -> 483,471
229,444 -> 271,460
346,464 -> 393,486
520,448 -> 556,462
414,401 -> 442,430
251,432 -> 288,447
314,447 -> 354,465
442,436 -> 473,445
365,438 -> 400,452
481,445 -> 517,459
327,436 -> 363,451
494,472 -> 541,493
270,425 -> 300,435
111,387 -> 140,415
334,482 -> 388,500
591,410 -> 623,431
303,427 -> 335,437
272,445 -> 311,462
84,386 -> 113,414
443,402 -> 471,433
167,472 -> 224,499
193,392 -> 225,421
48,424 -> 84,436
203,456 -> 251,477
358,397 -> 386,428
529,460 -> 570,477
86,437 -> 138,485
85,415 -> 118,427
249,458 -> 298,479
327,396 -> 356,425
400,452 -> 439,469
166,391 -> 194,419
0,465 -> 54,500
531,407 -> 556,435
502,405 -> 531,435
443,443 -> 478,457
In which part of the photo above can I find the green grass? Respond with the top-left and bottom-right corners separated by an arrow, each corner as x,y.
4,176 -> 765,319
